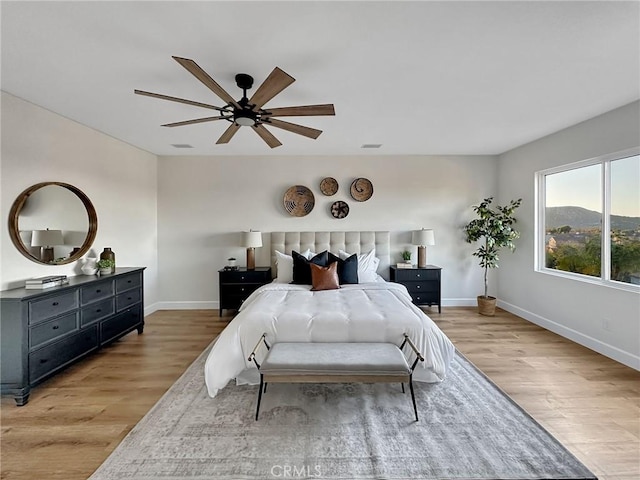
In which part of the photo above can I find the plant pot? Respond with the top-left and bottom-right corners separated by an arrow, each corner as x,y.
477,295 -> 496,316
99,267 -> 112,275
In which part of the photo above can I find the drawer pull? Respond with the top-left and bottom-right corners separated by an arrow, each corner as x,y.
96,309 -> 102,313
127,280 -> 132,284
52,325 -> 60,330
416,285 -> 421,289
52,302 -> 59,306
127,297 -> 132,301
416,274 -> 421,278
241,276 -> 245,280
96,289 -> 101,293
40,358 -> 48,364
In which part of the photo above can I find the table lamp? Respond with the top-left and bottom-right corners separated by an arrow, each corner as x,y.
412,229 -> 435,268
242,230 -> 262,270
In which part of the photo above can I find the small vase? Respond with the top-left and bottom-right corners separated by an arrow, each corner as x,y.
81,257 -> 98,275
100,248 -> 116,273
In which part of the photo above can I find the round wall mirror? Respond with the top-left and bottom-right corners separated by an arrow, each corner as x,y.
8,182 -> 98,265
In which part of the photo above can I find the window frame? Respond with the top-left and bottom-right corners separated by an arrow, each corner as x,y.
535,146 -> 640,293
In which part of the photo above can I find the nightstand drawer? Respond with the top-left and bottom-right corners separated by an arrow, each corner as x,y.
220,283 -> 262,298
219,269 -> 271,283
409,292 -> 439,305
403,282 -> 438,294
393,269 -> 439,282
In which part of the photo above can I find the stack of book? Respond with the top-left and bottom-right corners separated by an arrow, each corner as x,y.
396,263 -> 414,269
25,275 -> 69,289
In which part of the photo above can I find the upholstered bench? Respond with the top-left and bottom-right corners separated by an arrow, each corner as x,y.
248,334 -> 424,421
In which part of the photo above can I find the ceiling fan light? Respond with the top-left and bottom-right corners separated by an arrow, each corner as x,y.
235,116 -> 256,126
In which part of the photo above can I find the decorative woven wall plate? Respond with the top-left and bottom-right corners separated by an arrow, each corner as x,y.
350,178 -> 373,202
330,200 -> 349,219
283,185 -> 315,217
319,177 -> 339,196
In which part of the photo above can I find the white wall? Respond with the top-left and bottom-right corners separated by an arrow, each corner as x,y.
157,154 -> 498,308
497,101 -> 640,369
0,92 -> 160,312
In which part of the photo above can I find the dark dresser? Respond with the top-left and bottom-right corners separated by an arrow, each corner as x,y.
390,265 -> 442,313
218,267 -> 271,316
0,267 -> 145,406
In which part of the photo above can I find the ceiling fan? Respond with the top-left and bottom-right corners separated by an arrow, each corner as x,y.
134,56 -> 335,148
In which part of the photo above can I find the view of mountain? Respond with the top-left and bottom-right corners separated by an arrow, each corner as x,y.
546,206 -> 640,231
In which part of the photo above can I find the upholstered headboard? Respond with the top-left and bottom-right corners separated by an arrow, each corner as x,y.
270,231 -> 391,280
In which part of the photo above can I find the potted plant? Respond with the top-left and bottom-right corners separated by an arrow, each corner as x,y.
401,250 -> 412,264
464,197 -> 522,316
97,258 -> 115,275
227,257 -> 237,267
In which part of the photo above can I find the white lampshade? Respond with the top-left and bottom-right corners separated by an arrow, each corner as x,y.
242,231 -> 263,248
412,229 -> 435,246
31,229 -> 64,247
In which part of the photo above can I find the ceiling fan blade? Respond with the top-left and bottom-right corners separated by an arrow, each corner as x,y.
264,118 -> 322,139
134,90 -> 226,112
249,67 -> 295,110
162,116 -> 230,127
172,56 -> 240,108
252,124 -> 282,148
216,123 -> 240,144
262,104 -> 335,117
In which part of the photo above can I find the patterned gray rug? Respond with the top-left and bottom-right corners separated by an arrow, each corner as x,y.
89,340 -> 596,480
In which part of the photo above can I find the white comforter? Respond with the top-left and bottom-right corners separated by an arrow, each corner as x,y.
204,280 -> 455,398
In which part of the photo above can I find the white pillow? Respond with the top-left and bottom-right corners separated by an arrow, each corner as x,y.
274,249 -> 313,283
338,249 -> 379,283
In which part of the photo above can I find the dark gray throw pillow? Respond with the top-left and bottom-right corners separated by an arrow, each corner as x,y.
328,252 -> 359,284
292,250 -> 329,284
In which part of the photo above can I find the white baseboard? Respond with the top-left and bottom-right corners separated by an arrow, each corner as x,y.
498,300 -> 640,371
151,301 -> 219,311
442,298 -> 477,307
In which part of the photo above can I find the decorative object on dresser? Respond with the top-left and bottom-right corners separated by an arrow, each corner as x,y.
242,230 -> 262,270
100,247 -> 116,273
412,228 -> 435,268
397,250 -> 412,268
218,267 -> 271,316
349,177 -> 373,202
390,265 -> 442,313
97,258 -> 115,275
319,177 -> 338,196
31,229 -> 64,263
24,275 -> 68,290
0,267 -> 145,406
283,185 -> 315,217
8,182 -> 98,266
330,200 -> 349,219
81,257 -> 99,275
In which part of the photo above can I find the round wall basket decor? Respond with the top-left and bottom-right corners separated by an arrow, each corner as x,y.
330,200 -> 349,219
350,178 -> 373,202
320,177 -> 339,196
283,185 -> 315,217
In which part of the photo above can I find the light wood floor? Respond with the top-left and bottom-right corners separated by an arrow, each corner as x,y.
1,307 -> 638,480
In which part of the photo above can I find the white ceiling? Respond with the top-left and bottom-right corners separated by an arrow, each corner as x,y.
2,1 -> 638,156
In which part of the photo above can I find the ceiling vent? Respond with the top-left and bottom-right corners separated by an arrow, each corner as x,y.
361,144 -> 382,149
171,144 -> 193,149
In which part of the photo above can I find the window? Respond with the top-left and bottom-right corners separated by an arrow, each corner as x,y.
536,148 -> 640,289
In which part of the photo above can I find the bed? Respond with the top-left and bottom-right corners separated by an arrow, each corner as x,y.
204,231 -> 455,398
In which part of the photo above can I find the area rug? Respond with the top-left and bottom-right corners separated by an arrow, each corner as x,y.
88,340 -> 596,480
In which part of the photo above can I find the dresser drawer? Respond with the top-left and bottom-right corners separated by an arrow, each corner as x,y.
116,289 -> 141,312
116,272 -> 142,293
29,326 -> 98,383
100,308 -> 142,345
80,280 -> 114,305
81,298 -> 115,327
29,291 -> 78,325
29,312 -> 79,350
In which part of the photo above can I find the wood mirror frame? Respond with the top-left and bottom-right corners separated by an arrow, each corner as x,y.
8,182 -> 98,265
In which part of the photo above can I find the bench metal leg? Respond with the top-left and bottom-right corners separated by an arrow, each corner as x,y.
401,383 -> 405,394
264,382 -> 268,393
256,374 -> 264,421
409,376 -> 419,422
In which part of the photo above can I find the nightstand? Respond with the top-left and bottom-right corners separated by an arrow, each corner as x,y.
390,265 -> 441,313
218,267 -> 272,316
